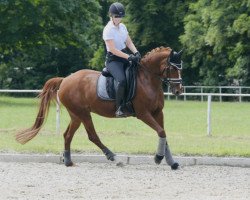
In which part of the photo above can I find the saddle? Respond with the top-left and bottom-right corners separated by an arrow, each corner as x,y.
97,62 -> 138,116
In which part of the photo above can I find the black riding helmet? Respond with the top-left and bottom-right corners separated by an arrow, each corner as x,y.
109,2 -> 125,18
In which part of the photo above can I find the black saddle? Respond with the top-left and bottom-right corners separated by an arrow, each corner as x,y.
97,63 -> 138,116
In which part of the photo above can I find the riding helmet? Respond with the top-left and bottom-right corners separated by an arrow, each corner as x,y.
109,2 -> 125,18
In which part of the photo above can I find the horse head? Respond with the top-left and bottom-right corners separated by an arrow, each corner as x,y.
165,49 -> 184,96
141,47 -> 184,96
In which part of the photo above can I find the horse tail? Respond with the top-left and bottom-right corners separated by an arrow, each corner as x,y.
16,77 -> 64,144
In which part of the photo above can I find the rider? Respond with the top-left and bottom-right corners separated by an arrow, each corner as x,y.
103,2 -> 141,117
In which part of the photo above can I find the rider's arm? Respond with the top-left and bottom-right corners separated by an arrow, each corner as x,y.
126,35 -> 138,54
105,40 -> 129,59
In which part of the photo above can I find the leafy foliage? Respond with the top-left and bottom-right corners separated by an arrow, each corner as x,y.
180,0 -> 250,85
121,0 -> 192,53
0,0 -> 102,89
0,0 -> 249,88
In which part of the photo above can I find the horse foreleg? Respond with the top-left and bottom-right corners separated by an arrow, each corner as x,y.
153,111 -> 179,170
63,118 -> 81,166
81,113 -> 116,161
139,113 -> 166,163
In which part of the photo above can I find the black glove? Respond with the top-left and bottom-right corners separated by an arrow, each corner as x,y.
128,54 -> 140,64
128,54 -> 138,63
134,52 -> 141,60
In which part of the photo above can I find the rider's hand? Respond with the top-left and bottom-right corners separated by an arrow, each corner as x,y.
134,52 -> 141,60
128,54 -> 140,64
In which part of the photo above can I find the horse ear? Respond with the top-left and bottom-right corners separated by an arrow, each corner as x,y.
170,50 -> 174,58
178,49 -> 183,57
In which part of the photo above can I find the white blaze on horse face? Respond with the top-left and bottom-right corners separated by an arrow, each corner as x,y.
177,70 -> 183,94
178,70 -> 182,87
169,68 -> 183,95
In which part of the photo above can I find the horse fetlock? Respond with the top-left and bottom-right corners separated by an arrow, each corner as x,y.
154,154 -> 164,165
63,150 -> 73,167
102,147 -> 116,161
165,143 -> 176,166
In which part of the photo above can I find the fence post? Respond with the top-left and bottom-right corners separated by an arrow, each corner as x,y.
167,86 -> 170,100
219,87 -> 222,102
56,90 -> 60,134
207,95 -> 212,136
201,87 -> 203,101
239,87 -> 242,102
184,87 -> 186,101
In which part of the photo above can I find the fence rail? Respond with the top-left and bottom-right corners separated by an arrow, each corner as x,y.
168,86 -> 250,102
164,92 -> 250,97
1,89 -> 250,136
0,89 -> 41,93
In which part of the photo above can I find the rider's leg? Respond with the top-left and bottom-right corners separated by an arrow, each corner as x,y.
106,61 -> 126,116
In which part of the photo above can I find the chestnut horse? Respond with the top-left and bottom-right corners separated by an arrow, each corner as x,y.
16,47 -> 183,170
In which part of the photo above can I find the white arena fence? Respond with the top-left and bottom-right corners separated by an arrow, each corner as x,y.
166,86 -> 250,102
1,89 -> 250,136
163,92 -> 250,136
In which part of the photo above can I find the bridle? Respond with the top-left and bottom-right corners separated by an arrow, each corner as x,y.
138,57 -> 183,86
161,58 -> 183,85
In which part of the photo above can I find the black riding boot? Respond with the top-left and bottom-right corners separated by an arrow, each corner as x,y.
115,82 -> 126,117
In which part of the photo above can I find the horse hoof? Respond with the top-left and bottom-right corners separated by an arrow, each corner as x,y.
154,154 -> 164,165
171,162 -> 179,170
109,156 -> 115,161
107,152 -> 116,161
63,158 -> 74,167
103,148 -> 116,161
65,161 -> 74,167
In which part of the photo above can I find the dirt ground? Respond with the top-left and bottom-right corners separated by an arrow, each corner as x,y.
0,162 -> 249,200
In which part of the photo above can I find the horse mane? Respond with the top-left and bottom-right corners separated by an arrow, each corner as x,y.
142,46 -> 172,63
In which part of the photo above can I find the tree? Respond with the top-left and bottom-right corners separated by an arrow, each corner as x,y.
121,0 -> 192,53
0,0 -> 102,89
180,0 -> 250,85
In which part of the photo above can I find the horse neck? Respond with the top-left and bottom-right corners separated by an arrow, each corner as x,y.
138,49 -> 171,97
138,65 -> 163,92
139,52 -> 167,90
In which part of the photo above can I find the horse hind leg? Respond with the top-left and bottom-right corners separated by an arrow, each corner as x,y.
63,117 -> 81,166
81,112 -> 116,162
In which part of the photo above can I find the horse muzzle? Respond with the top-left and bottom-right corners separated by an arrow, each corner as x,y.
170,82 -> 183,96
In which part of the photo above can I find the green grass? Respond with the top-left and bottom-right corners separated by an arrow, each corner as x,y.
0,96 -> 249,157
